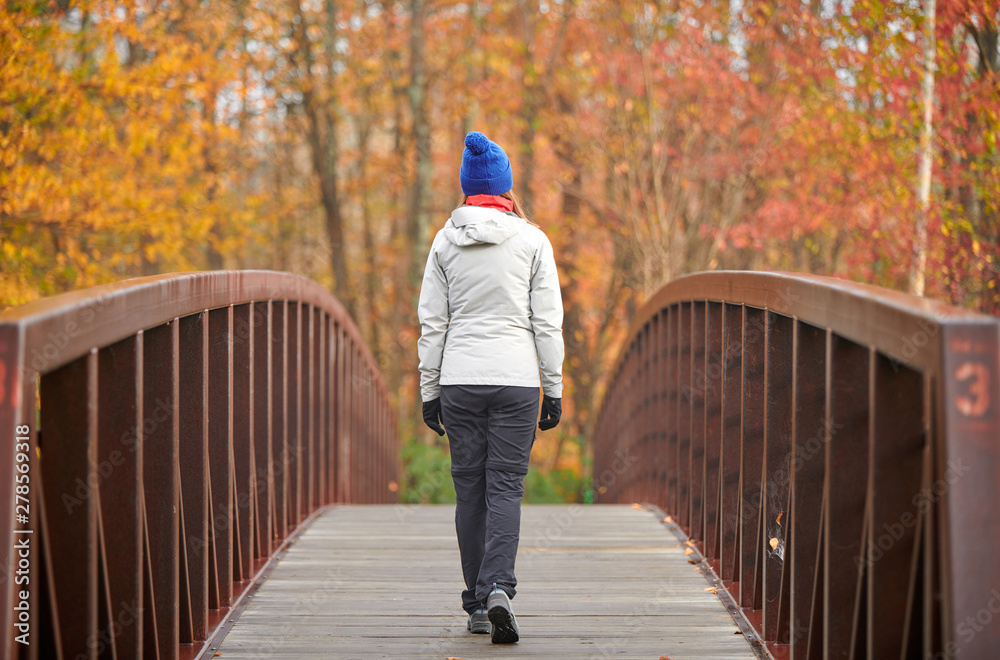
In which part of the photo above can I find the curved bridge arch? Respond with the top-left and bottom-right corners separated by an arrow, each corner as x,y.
0,270 -> 397,660
593,271 -> 1000,659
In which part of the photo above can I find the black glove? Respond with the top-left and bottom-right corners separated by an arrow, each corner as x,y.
422,398 -> 445,436
538,395 -> 561,431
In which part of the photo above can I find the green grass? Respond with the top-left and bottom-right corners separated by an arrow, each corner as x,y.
399,438 -> 590,504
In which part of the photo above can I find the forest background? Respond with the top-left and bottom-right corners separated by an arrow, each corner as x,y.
2,0 -> 998,503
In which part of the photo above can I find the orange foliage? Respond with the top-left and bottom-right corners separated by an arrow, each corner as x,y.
2,1 -> 998,475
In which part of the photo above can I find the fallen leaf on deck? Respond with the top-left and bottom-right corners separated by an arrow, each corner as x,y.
632,503 -> 643,509
769,537 -> 779,550
684,547 -> 695,555
776,512 -> 783,526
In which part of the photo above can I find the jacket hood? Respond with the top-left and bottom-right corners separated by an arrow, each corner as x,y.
443,205 -> 525,246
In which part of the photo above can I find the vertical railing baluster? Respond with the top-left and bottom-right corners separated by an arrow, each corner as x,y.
763,312 -> 793,642
704,302 -> 724,561
639,327 -> 648,502
355,348 -> 363,502
316,310 -> 327,507
650,313 -> 659,507
636,338 -> 642,502
95,334 -> 144,656
628,335 -> 639,502
347,344 -> 355,502
647,322 -> 655,503
655,311 -> 666,509
364,362 -> 371,502
789,321 -> 825,660
355,356 -> 362,504
271,301 -> 287,541
253,301 -> 272,561
719,303 -> 743,587
626,344 -> 635,501
302,305 -> 310,514
287,303 -> 300,527
143,321 -> 179,660
178,311 -> 208,640
325,315 -> 340,503
920,374 -> 936,660
678,302 -> 692,528
232,304 -> 254,582
336,325 -> 349,503
40,352 -> 99,659
369,362 -> 375,502
340,332 -> 348,503
691,301 -> 707,545
741,306 -> 766,615
206,306 -> 233,609
775,318 -> 795,649
666,305 -> 677,515
823,335 -> 870,658
867,353 -> 924,657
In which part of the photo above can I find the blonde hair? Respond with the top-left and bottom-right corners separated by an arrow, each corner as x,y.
459,190 -> 539,227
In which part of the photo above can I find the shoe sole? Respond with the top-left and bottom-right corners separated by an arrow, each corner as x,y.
468,620 -> 491,634
488,606 -> 519,644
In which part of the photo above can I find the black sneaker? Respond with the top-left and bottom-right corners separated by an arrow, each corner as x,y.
486,583 -> 519,644
467,604 -> 491,634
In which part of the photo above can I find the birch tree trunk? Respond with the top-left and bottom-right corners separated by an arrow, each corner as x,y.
910,0 -> 936,296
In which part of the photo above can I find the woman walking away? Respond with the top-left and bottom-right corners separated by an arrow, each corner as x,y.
417,131 -> 565,644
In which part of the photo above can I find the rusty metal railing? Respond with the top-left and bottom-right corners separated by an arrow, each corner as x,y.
0,271 -> 398,660
593,271 -> 1000,660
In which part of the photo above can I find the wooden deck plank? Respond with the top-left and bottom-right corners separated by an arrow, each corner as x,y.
214,504 -> 757,660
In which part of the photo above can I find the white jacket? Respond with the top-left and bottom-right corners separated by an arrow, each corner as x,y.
417,204 -> 564,402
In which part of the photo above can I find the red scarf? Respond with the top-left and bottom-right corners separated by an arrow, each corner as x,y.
465,194 -> 514,212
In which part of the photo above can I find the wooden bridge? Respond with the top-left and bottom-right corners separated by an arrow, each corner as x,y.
1,270 -> 998,659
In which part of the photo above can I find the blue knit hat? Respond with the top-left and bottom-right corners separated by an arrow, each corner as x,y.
460,131 -> 513,196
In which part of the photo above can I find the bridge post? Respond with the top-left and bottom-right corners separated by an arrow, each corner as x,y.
937,322 -> 1000,658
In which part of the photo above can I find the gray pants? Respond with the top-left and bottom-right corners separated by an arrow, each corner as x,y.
440,384 -> 539,614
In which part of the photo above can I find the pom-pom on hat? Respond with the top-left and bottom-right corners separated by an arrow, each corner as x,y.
460,131 -> 513,196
